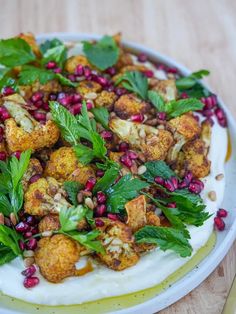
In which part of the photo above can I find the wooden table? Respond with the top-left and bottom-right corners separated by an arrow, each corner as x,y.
0,0 -> 235,313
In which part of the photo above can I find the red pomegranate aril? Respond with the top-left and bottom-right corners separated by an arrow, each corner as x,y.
27,238 -> 37,250
131,114 -> 144,123
85,177 -> 96,191
46,61 -> 57,69
201,95 -> 217,110
97,76 -> 108,87
144,70 -> 154,78
29,174 -> 42,184
167,67 -> 178,74
23,276 -> 39,289
0,134 -> 3,143
0,126 -> 4,135
2,86 -> 15,96
192,179 -> 204,191
18,240 -> 25,251
26,216 -> 36,226
68,74 -> 76,82
97,191 -> 107,204
96,204 -> 107,216
22,265 -> 36,277
33,112 -> 46,122
31,92 -> 43,103
15,222 -> 30,233
184,171 -> 193,185
86,102 -> 93,110
1,110 -> 11,121
96,169 -> 105,177
156,64 -> 166,71
72,94 -> 82,104
12,150 -> 21,160
115,87 -> 127,96
137,53 -> 148,63
0,151 -> 7,161
214,216 -> 225,231
188,182 -> 202,194
43,102 -> 50,111
84,66 -> 92,78
178,180 -> 188,189
164,179 -> 176,192
127,151 -> 138,160
101,130 -> 113,141
154,176 -> 164,185
49,93 -> 57,101
218,117 -> 227,128
119,142 -> 129,152
95,218 -> 105,227
70,103 -> 82,115
217,208 -> 228,218
170,176 -> 178,189
31,227 -> 39,235
215,107 -> 225,120
180,92 -> 189,99
75,64 -> 84,76
107,213 -> 118,221
53,67 -> 62,74
24,231 -> 32,239
106,67 -> 116,76
120,154 -> 132,168
156,112 -> 167,120
202,109 -> 214,118
34,100 -> 44,109
167,202 -> 177,208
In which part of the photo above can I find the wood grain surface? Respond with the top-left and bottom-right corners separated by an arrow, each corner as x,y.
0,0 -> 235,313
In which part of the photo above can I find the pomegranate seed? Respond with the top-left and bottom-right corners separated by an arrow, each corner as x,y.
43,102 -> 50,111
0,134 -> 3,143
127,151 -> 138,160
167,202 -> 177,208
144,70 -> 154,78
49,93 -> 57,101
218,117 -> 227,128
137,53 -> 148,63
26,216 -> 36,226
72,94 -> 82,104
96,204 -> 107,216
2,86 -> 15,96
0,126 -> 4,135
131,114 -> 144,123
46,61 -> 57,69
18,240 -> 25,251
15,222 -> 30,233
120,154 -> 132,168
53,68 -> 62,74
68,74 -> 76,82
167,67 -> 178,74
156,112 -> 167,120
84,66 -> 91,79
106,67 -> 116,76
97,76 -> 108,87
214,216 -> 225,231
170,176 -> 178,189
115,87 -> 127,96
1,111 -> 11,121
33,112 -> 46,122
180,92 -> 189,99
75,65 -> 84,76
96,169 -> 105,177
217,208 -> 228,218
86,102 -> 93,110
12,151 -> 21,160
34,100 -> 43,109
100,130 -> 113,141
201,95 -> 217,110
85,177 -> 96,191
164,179 -> 176,192
156,64 -> 167,71
23,231 -> 33,239
31,92 -> 43,103
107,213 -> 118,221
29,174 -> 41,184
188,182 -> 202,194
30,227 -> 39,235
0,151 -> 7,161
27,238 -> 37,250
202,109 -> 214,118
97,191 -> 106,204
21,265 -> 36,277
70,103 -> 82,115
154,176 -> 164,185
215,107 -> 225,120
119,142 -> 129,152
95,218 -> 105,227
23,276 -> 39,288
178,181 -> 188,189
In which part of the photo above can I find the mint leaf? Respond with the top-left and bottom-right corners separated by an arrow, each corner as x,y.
74,144 -> 94,165
135,225 -> 192,257
93,164 -> 120,193
0,225 -> 22,258
41,44 -> 67,68
55,73 -> 77,87
148,90 -> 165,111
116,71 -> 148,100
0,245 -> 17,265
106,174 -> 149,213
59,205 -> 88,232
166,98 -> 204,119
40,38 -> 64,54
0,38 -> 36,67
19,65 -> 55,85
63,181 -> 83,206
142,161 -> 177,182
0,195 -> 13,216
91,107 -> 109,129
176,69 -> 210,90
83,35 -> 119,70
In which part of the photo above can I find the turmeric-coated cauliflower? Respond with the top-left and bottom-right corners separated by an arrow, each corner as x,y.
96,219 -> 139,271
76,80 -> 102,96
35,234 -> 80,283
114,94 -> 150,119
125,195 -> 147,232
65,55 -> 91,73
38,214 -> 60,233
22,158 -> 43,191
95,91 -> 117,109
109,117 -> 173,161
151,79 -> 178,102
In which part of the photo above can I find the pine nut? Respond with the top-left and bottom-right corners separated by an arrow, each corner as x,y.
24,257 -> 35,267
10,213 -> 17,226
84,92 -> 97,100
215,173 -> 224,181
41,230 -> 53,237
23,250 -> 35,258
208,191 -> 217,201
85,197 -> 95,210
137,165 -> 147,175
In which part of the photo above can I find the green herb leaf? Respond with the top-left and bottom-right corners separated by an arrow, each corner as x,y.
0,75 -> 18,93
91,107 -> 109,129
166,98 -> 204,119
19,65 -> 55,85
0,225 -> 21,258
74,144 -> 94,165
0,38 -> 36,67
41,44 -> 67,68
135,225 -> 192,257
93,164 -> 120,193
0,245 -> 17,265
106,174 -> 149,213
116,71 -> 148,100
176,69 -> 210,90
148,90 -> 165,111
63,181 -> 83,206
83,35 -> 119,71
142,161 -> 177,182
40,38 -> 64,54
55,73 -> 77,87
59,205 -> 88,232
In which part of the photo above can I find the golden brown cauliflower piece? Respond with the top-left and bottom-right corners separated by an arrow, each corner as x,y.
35,234 -> 80,283
76,80 -> 102,96
114,94 -> 150,119
125,195 -> 147,232
22,158 -> 43,191
146,211 -> 161,226
44,147 -> 95,184
95,91 -> 117,109
3,94 -> 59,152
112,33 -> 133,70
65,55 -> 91,73
20,80 -> 62,99
24,177 -> 70,216
97,219 -> 139,271
18,32 -> 41,58
200,120 -> 212,148
152,79 -> 177,102
109,118 -> 173,161
120,65 -> 149,74
38,214 -> 60,233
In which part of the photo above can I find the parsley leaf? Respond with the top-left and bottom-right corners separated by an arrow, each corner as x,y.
93,164 -> 120,193
106,174 -> 149,213
0,75 -> 18,93
142,161 -> 177,182
135,225 -> 192,257
55,73 -> 77,87
116,71 -> 148,100
176,69 -> 210,90
40,38 -> 64,54
18,65 -> 55,85
0,38 -> 36,67
91,107 -> 109,129
165,98 -> 204,119
0,225 -> 22,265
148,90 -> 165,112
63,181 -> 83,206
0,245 -> 18,265
41,45 -> 67,68
83,35 -> 119,71
59,205 -> 88,232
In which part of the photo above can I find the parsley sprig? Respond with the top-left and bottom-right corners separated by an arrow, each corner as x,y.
0,225 -> 22,265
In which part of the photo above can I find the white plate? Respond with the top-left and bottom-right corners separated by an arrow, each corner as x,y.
1,33 -> 236,314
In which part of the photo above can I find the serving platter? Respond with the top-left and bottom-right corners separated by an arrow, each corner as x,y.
0,33 -> 236,314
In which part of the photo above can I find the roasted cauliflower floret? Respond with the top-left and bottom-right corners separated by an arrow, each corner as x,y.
146,211 -> 161,226
22,158 -> 43,191
18,32 -> 41,58
200,120 -> 212,148
125,195 -> 147,232
151,79 -> 177,102
95,91 -> 117,109
44,147 -> 95,184
38,214 -> 60,233
3,94 -> 59,152
109,118 -> 173,161
97,219 -> 139,271
24,177 -> 70,216
76,80 -> 102,96
35,234 -> 80,283
114,94 -> 150,119
65,55 -> 91,73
